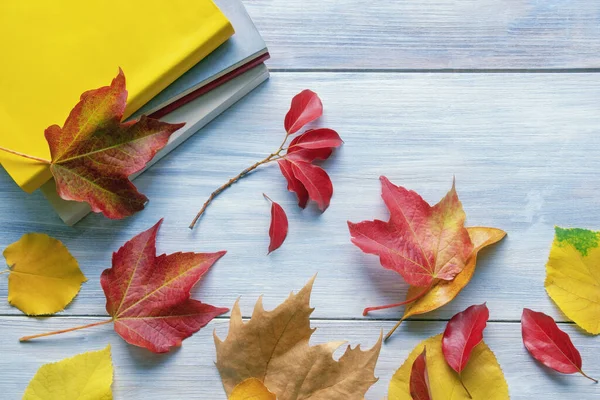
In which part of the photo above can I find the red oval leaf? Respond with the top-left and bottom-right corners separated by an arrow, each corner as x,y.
264,194 -> 289,254
289,160 -> 333,211
442,303 -> 489,374
410,347 -> 431,400
277,159 -> 309,208
290,128 -> 342,150
521,308 -> 597,382
284,90 -> 323,134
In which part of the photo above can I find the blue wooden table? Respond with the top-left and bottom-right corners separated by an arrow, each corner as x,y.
2,1 -> 600,398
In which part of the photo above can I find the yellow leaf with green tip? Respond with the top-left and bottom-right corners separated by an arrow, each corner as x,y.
3,233 -> 86,315
23,345 -> 113,400
545,226 -> 600,334
389,334 -> 508,400
230,378 -> 276,400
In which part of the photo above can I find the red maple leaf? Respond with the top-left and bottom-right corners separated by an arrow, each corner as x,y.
45,70 -> 185,219
20,219 -> 228,353
349,177 -> 473,288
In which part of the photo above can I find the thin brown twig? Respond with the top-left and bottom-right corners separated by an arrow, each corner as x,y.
0,146 -> 51,164
189,134 -> 290,229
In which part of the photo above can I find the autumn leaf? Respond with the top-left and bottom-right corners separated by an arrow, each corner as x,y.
45,69 -> 184,219
288,159 -> 333,211
278,159 -> 309,208
23,345 -> 113,399
349,178 -> 503,340
2,233 -> 86,315
284,89 -> 323,134
349,176 -> 473,288
0,70 -> 185,219
521,308 -> 597,383
230,379 -> 276,400
190,90 -> 341,229
388,334 -> 509,400
286,128 -> 340,162
215,277 -> 382,400
545,226 -> 600,334
20,220 -> 228,353
442,304 -> 490,398
410,347 -> 431,400
264,194 -> 289,253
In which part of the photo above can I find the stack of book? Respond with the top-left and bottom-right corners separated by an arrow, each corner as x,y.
0,0 -> 269,225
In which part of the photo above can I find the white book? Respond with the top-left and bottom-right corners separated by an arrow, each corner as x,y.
41,63 -> 269,225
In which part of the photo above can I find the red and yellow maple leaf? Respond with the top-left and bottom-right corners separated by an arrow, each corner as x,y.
20,219 -> 227,353
349,176 -> 473,288
45,70 -> 185,219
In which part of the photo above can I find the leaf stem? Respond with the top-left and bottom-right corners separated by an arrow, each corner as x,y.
189,134 -> 290,229
458,375 -> 473,398
0,146 -> 51,164
0,270 -> 9,275
579,369 -> 598,383
363,284 -> 432,316
19,319 -> 113,342
379,284 -> 434,341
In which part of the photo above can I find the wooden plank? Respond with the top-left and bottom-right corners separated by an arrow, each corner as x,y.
1,72 -> 599,323
1,317 -> 598,399
243,0 -> 600,69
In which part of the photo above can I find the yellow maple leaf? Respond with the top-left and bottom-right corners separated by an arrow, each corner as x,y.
545,226 -> 600,334
215,276 -> 382,400
230,378 -> 276,400
388,334 -> 508,400
23,345 -> 113,400
3,233 -> 86,315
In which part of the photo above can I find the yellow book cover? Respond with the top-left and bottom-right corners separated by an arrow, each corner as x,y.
0,0 -> 233,193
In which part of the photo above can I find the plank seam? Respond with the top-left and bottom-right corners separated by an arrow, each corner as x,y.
269,68 -> 600,73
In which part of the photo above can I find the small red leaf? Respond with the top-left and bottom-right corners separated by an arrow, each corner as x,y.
284,90 -> 323,134
442,303 -> 489,374
264,194 -> 289,254
410,347 -> 431,400
521,308 -> 597,382
286,145 -> 333,162
289,160 -> 333,211
278,159 -> 309,208
289,128 -> 342,150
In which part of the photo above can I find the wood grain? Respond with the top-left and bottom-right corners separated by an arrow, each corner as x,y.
243,0 -> 600,70
2,72 -> 599,399
2,317 -> 598,399
1,73 -> 599,325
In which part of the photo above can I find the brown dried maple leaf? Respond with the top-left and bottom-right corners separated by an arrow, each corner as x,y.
214,277 -> 382,400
